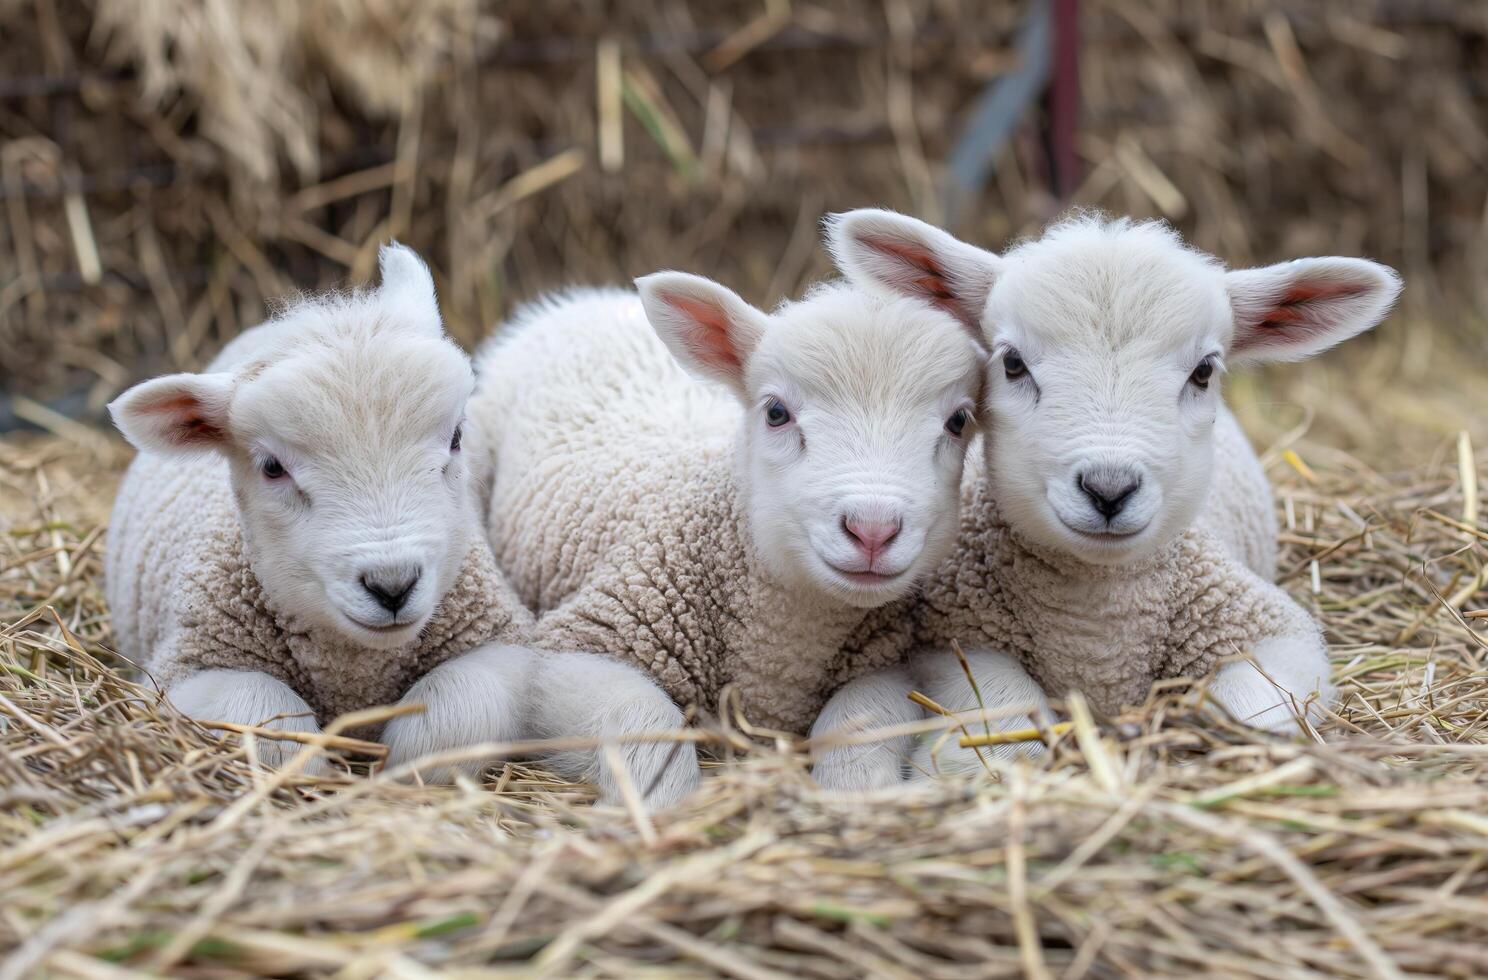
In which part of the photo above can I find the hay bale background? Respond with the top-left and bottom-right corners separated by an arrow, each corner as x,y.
2,0 -> 1486,422
3,1 -> 1488,975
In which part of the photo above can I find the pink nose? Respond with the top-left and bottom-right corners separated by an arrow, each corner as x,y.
843,517 -> 902,557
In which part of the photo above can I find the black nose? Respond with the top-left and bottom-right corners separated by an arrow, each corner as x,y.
1077,469 -> 1142,521
361,569 -> 420,614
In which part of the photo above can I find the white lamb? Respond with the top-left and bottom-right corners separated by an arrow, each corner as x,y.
810,210 -> 1401,785
107,244 -> 697,806
467,276 -> 986,734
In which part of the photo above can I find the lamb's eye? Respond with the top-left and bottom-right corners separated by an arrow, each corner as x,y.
1003,350 -> 1028,380
945,408 -> 970,437
450,425 -> 463,452
765,398 -> 792,428
261,457 -> 287,480
1189,358 -> 1215,390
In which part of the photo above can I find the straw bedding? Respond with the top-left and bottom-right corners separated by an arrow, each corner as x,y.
4,0 -> 1488,975
2,411 -> 1486,977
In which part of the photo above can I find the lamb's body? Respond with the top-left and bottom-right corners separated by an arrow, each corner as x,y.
520,455 -> 889,733
108,451 -> 529,724
472,291 -> 907,733
107,331 -> 531,730
910,466 -> 1312,716
837,427 -> 1299,720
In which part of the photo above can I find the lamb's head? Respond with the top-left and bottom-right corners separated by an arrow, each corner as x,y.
829,209 -> 1401,565
637,272 -> 984,608
111,244 -> 476,648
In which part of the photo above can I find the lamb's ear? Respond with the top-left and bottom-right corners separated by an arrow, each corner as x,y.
825,209 -> 1000,337
1225,258 -> 1401,365
108,373 -> 235,455
378,242 -> 442,336
635,272 -> 769,398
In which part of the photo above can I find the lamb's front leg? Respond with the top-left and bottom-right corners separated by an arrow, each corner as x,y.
1207,631 -> 1335,733
167,668 -> 328,774
909,648 -> 1053,780
382,644 -> 537,782
527,651 -> 699,810
809,666 -> 919,790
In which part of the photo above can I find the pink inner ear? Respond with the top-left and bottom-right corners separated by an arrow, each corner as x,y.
1235,280 -> 1369,352
141,393 -> 224,445
666,292 -> 743,374
1257,282 -> 1367,328
861,234 -> 958,311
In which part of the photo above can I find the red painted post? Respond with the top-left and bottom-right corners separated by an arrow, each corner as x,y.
1050,0 -> 1081,200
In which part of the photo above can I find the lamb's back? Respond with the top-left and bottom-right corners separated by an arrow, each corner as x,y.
1200,403 -> 1278,579
474,289 -> 736,457
473,290 -> 737,612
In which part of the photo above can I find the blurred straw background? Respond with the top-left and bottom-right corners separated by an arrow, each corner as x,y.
3,1 -> 1488,976
2,0 -> 1486,451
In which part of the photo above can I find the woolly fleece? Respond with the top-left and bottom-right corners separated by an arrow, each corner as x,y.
845,418 -> 1311,717
1201,403 -> 1279,579
107,449 -> 532,727
470,290 -> 906,734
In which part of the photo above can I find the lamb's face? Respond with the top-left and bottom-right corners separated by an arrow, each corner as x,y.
978,226 -> 1232,563
739,292 -> 983,607
111,244 -> 478,649
828,209 -> 1402,566
637,275 -> 983,608
225,332 -> 475,647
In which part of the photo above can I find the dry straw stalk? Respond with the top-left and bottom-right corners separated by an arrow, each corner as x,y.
2,411 -> 1487,975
